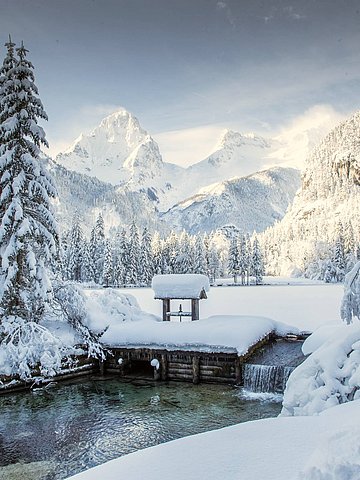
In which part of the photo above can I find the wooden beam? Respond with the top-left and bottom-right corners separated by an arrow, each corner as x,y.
161,354 -> 168,381
162,299 -> 171,321
191,299 -> 200,321
192,356 -> 200,384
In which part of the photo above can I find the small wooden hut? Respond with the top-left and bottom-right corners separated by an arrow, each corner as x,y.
152,274 -> 210,321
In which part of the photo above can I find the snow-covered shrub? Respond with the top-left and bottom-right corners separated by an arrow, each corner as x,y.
52,282 -> 107,360
84,288 -> 159,328
280,324 -> 360,416
0,318 -> 73,380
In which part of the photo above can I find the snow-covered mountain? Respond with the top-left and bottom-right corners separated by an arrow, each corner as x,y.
46,157 -> 162,234
262,110 -> 360,276
52,107 -> 331,235
56,110 -> 148,183
55,109 -> 185,211
162,167 -> 301,234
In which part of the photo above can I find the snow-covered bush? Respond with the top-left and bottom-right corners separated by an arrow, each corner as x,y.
0,318 -> 73,380
280,324 -> 360,416
52,282 -> 107,361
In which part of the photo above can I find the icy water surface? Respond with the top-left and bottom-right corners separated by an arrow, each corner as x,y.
0,377 -> 281,479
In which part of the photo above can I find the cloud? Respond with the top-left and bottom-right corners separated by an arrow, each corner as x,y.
283,5 -> 306,21
153,125 -> 225,167
216,0 -> 236,27
266,104 -> 347,170
154,105 -> 347,170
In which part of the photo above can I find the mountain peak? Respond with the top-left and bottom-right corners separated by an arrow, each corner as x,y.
92,108 -> 148,145
216,129 -> 270,150
56,108 -> 154,185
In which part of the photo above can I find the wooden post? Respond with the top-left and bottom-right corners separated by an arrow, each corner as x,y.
162,299 -> 170,321
191,299 -> 200,321
235,358 -> 241,385
161,354 -> 168,381
192,356 -> 200,384
99,359 -> 105,376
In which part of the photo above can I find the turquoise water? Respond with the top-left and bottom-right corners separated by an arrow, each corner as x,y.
0,377 -> 281,479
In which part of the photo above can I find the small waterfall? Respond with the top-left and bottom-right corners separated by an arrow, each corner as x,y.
242,364 -> 294,394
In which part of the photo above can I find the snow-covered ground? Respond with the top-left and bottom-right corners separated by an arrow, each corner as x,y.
115,279 -> 343,333
82,288 -> 296,354
67,399 -> 360,480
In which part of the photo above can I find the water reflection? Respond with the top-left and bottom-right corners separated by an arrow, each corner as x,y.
0,378 -> 281,479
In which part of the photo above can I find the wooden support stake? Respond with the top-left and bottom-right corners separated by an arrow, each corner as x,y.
162,299 -> 171,321
161,354 -> 168,381
235,358 -> 241,385
191,299 -> 200,321
99,359 -> 105,376
192,356 -> 200,384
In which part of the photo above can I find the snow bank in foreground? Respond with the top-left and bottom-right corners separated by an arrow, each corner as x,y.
96,313 -> 297,355
66,399 -> 360,480
281,323 -> 360,416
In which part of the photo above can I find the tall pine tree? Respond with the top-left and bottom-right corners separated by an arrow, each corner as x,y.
0,40 -> 68,379
0,40 -> 60,323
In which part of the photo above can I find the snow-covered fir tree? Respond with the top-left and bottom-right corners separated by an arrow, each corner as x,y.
102,238 -> 113,287
127,222 -> 141,285
238,234 -> 248,285
151,231 -> 163,275
90,213 -> 105,283
0,40 -> 60,319
139,227 -> 153,286
81,239 -> 95,283
193,235 -> 207,275
66,214 -> 83,281
0,40 -> 64,378
251,237 -> 264,285
228,236 -> 239,283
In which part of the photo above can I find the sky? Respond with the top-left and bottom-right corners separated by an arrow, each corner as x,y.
1,0 -> 360,165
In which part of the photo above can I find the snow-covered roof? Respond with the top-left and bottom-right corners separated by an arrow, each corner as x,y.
152,274 -> 210,299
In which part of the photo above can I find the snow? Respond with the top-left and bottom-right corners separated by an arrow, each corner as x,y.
68,287 -> 297,354
301,324 -> 344,355
66,398 -> 360,480
97,313 -> 296,355
152,274 -> 210,299
117,281 -> 343,333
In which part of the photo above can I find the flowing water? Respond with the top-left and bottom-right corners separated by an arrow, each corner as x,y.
242,339 -> 305,394
0,377 -> 281,480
